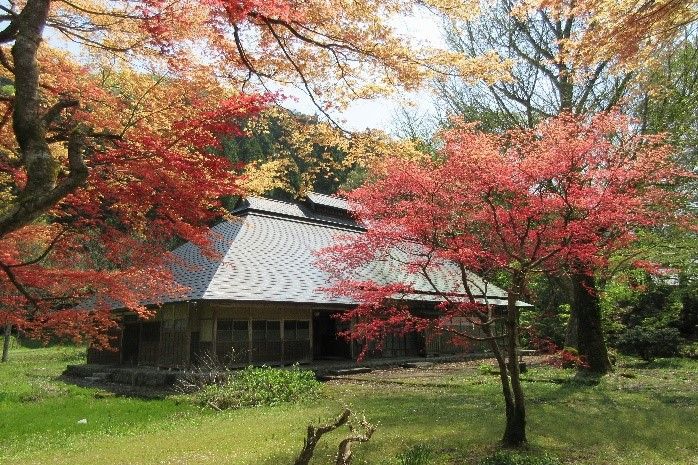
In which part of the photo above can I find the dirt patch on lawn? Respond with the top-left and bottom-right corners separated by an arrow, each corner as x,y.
325,356 -> 551,388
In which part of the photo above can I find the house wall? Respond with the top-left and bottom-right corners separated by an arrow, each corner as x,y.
424,317 -> 495,355
86,326 -> 122,364
156,302 -> 190,366
88,303 -> 192,367
90,301 -> 489,368
200,301 -> 314,365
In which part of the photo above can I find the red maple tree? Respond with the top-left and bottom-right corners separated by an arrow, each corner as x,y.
320,111 -> 690,447
0,0 -> 472,353
0,89 -> 270,346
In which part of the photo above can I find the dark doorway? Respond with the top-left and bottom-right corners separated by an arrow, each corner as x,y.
189,331 -> 200,364
138,322 -> 161,365
313,311 -> 351,360
121,323 -> 139,365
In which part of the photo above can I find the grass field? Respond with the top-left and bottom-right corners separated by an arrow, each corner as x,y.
1,344 -> 696,465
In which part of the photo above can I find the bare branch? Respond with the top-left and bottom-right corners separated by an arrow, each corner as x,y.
335,417 -> 376,465
444,325 -> 509,342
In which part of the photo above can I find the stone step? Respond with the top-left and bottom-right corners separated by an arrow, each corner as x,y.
325,367 -> 372,376
400,362 -> 434,369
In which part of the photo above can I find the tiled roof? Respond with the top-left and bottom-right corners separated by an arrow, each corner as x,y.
166,195 -> 522,306
171,213 -> 355,304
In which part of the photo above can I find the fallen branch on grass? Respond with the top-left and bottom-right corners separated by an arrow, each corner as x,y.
293,408 -> 375,465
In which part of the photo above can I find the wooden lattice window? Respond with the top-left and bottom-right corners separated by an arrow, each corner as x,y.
251,320 -> 281,362
217,320 -> 249,363
283,320 -> 311,362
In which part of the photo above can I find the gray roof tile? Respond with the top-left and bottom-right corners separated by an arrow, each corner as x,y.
170,213 -> 355,304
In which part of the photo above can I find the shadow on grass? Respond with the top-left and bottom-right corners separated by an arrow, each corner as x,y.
58,374 -> 177,400
620,358 -> 687,370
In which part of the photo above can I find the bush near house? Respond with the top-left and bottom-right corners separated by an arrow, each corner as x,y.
194,365 -> 321,410
603,270 -> 695,361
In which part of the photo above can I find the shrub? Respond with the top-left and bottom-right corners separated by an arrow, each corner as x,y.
479,363 -> 499,375
396,443 -> 433,465
535,340 -> 588,370
520,306 -> 570,349
557,347 -> 587,369
679,341 -> 698,359
195,365 -> 321,410
479,451 -> 561,465
614,326 -> 683,361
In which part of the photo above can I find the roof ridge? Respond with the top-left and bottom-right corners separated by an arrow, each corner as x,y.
307,191 -> 344,199
247,195 -> 301,205
243,210 -> 364,232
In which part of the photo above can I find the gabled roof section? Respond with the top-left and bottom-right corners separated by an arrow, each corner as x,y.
233,195 -> 361,230
306,191 -> 350,212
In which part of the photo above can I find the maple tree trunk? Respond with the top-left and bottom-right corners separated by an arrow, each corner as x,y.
502,396 -> 527,447
481,320 -> 526,448
571,272 -> 612,374
491,272 -> 527,448
564,301 -> 579,349
2,323 -> 11,362
0,0 -> 87,239
504,281 -> 527,447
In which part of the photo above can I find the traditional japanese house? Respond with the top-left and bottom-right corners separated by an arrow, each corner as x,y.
89,193 -> 520,367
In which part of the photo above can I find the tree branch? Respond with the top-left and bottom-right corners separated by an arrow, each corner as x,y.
0,47 -> 13,72
0,261 -> 39,308
261,18 -> 346,132
42,98 -> 79,125
294,409 -> 351,465
0,17 -> 18,43
8,228 -> 66,267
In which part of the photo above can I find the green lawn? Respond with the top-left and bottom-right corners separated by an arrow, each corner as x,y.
1,345 -> 696,465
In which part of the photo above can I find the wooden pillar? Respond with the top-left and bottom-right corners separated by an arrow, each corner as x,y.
247,316 -> 252,364
212,306 -> 218,362
350,315 -> 356,360
280,318 -> 285,366
308,309 -> 314,362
